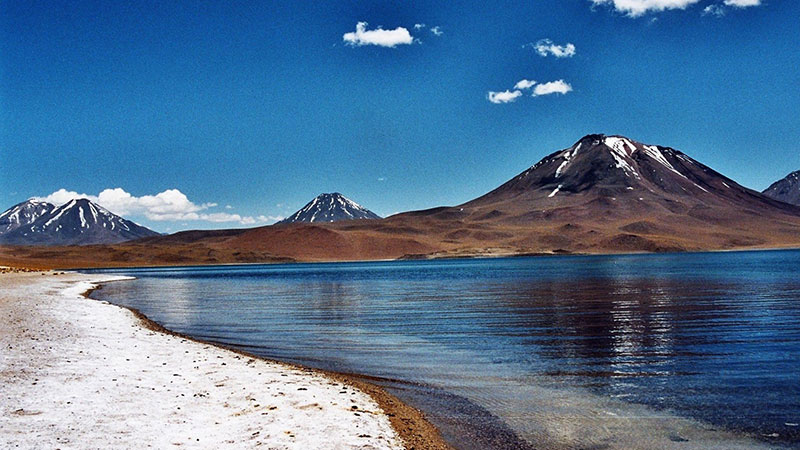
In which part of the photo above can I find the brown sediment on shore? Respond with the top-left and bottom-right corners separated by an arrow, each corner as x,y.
0,264 -> 53,273
87,282 -> 452,450
323,373 -> 452,450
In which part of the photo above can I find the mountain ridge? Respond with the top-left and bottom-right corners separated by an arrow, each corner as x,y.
3,133 -> 800,267
763,170 -> 800,206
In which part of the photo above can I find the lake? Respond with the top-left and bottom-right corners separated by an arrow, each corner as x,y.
87,250 -> 800,449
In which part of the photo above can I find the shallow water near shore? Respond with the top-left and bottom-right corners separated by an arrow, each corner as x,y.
88,250 -> 800,448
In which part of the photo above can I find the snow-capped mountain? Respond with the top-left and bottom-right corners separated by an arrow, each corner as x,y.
463,133 -> 793,214
278,193 -> 381,224
0,200 -> 55,234
763,170 -> 800,206
0,198 -> 160,245
382,133 -> 800,254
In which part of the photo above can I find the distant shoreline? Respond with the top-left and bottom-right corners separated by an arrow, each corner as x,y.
52,244 -> 800,272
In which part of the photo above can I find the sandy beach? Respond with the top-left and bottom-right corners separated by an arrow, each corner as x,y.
0,271 -> 428,449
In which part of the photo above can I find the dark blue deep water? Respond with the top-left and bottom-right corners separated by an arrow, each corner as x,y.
87,250 -> 800,448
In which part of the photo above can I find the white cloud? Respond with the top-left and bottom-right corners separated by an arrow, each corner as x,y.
33,188 -> 277,225
430,26 -> 443,36
487,90 -> 523,104
703,0 -> 761,17
702,4 -> 726,15
513,79 -> 537,90
590,0 -> 702,17
343,22 -> 414,47
724,0 -> 761,6
201,212 -> 246,223
532,80 -> 573,96
414,23 -> 426,30
242,215 -> 284,225
35,188 -> 213,221
488,79 -> 573,103
529,39 -> 576,58
34,188 -> 94,207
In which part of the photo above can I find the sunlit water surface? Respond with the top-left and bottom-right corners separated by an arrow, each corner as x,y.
88,250 -> 800,448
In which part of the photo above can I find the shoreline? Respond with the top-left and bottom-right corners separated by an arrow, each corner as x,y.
85,282 -> 451,450
0,271 -> 449,449
3,243 -> 800,271
24,244 -> 800,272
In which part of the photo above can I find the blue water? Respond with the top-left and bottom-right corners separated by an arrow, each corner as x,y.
87,250 -> 800,448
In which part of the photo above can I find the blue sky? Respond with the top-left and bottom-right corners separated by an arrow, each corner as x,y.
1,0 -> 798,232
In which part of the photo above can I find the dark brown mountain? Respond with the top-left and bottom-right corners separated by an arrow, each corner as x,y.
381,134 -> 800,254
0,198 -> 160,246
4,134 -> 800,268
442,133 -> 799,225
763,171 -> 800,206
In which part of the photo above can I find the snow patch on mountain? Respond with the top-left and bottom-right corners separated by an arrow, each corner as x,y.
0,200 -> 55,234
